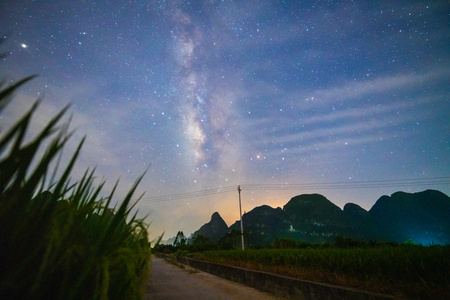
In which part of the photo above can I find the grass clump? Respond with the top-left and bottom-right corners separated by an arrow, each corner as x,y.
0,76 -> 150,299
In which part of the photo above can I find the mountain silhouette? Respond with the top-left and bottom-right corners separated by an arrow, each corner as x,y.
229,205 -> 285,245
368,190 -> 450,244
191,212 -> 228,242
193,189 -> 449,246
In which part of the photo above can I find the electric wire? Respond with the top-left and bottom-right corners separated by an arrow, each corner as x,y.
243,177 -> 450,190
140,186 -> 237,203
138,176 -> 450,204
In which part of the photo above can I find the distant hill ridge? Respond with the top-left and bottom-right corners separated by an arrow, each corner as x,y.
191,212 -> 228,242
191,189 -> 450,246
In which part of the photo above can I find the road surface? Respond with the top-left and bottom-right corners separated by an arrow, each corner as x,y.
146,255 -> 285,300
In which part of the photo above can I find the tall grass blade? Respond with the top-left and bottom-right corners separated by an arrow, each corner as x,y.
0,73 -> 150,299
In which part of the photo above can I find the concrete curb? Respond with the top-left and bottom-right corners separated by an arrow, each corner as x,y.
176,257 -> 395,300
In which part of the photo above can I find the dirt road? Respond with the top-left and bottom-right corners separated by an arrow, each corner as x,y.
146,255 -> 285,300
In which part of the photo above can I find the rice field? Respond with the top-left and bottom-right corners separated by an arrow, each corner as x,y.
194,245 -> 450,299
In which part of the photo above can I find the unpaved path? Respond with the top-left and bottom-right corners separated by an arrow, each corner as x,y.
146,255 -> 285,300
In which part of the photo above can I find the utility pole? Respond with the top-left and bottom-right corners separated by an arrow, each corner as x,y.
238,185 -> 245,250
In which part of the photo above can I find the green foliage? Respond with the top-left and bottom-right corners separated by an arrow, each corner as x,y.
196,245 -> 450,299
273,237 -> 300,249
152,243 -> 176,254
333,236 -> 371,248
173,231 -> 187,249
217,229 -> 244,250
152,230 -> 250,255
189,235 -> 217,252
0,77 -> 150,299
175,249 -> 189,257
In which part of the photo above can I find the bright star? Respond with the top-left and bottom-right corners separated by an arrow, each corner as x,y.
21,43 -> 28,49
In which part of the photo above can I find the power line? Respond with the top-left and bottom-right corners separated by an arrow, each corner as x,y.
139,186 -> 236,203
138,176 -> 450,203
243,177 -> 450,191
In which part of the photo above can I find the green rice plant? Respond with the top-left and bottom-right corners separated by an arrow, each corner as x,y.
0,76 -> 150,299
196,246 -> 450,298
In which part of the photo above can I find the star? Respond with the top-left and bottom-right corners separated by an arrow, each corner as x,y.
1,0 -> 448,240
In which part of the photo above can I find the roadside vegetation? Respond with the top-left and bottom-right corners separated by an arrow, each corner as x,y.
154,234 -> 449,299
0,71 -> 151,298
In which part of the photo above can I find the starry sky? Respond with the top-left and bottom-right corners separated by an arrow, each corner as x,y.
1,1 -> 449,240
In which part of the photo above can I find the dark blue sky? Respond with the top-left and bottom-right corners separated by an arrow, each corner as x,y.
1,1 -> 449,239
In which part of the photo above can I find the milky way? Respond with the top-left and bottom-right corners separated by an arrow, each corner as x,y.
170,5 -> 239,174
1,1 -> 449,239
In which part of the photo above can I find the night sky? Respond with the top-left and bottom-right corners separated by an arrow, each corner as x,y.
1,1 -> 449,240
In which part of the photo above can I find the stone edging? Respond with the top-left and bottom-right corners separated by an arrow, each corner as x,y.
176,256 -> 395,300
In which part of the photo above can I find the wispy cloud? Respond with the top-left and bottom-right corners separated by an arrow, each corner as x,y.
299,68 -> 449,106
242,67 -> 448,167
